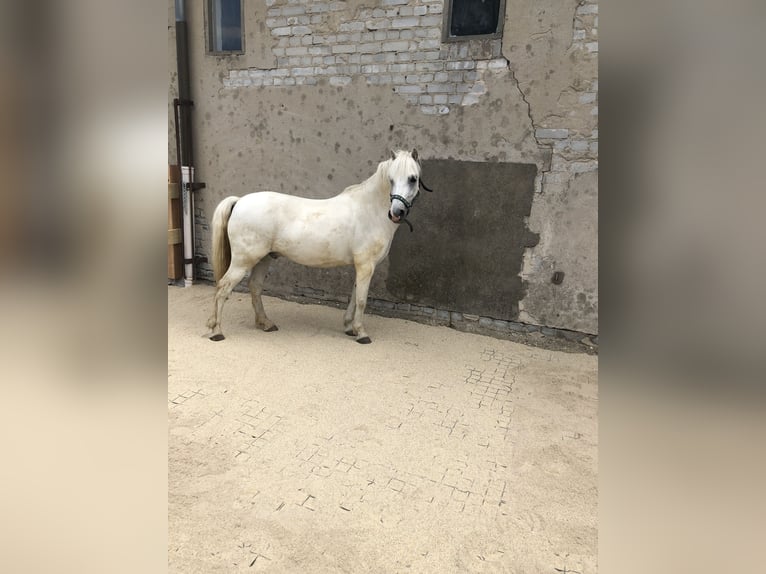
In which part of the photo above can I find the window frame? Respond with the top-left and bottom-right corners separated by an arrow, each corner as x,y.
441,0 -> 507,43
206,0 -> 245,56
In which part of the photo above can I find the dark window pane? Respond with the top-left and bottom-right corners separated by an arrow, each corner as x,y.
219,0 -> 241,51
210,0 -> 241,52
450,0 -> 501,37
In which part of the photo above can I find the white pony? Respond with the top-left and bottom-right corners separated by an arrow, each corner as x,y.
206,149 -> 425,344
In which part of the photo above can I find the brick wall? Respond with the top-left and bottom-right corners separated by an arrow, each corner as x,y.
223,0 -> 507,115
535,1 -> 598,189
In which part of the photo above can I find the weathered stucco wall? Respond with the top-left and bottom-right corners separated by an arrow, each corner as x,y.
168,0 -> 598,335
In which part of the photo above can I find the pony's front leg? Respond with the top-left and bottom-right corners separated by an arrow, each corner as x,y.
350,261 -> 374,344
344,284 -> 357,336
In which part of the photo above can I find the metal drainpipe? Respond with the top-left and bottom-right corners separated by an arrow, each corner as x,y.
175,0 -> 205,286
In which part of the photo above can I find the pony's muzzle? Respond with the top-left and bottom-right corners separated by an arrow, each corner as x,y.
389,197 -> 410,223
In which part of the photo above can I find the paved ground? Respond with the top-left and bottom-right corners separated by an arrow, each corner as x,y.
168,284 -> 598,573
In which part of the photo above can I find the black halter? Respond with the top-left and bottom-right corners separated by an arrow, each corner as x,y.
388,178 -> 433,232
388,195 -> 414,232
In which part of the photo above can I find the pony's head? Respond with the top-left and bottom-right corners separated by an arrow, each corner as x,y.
387,149 -> 422,225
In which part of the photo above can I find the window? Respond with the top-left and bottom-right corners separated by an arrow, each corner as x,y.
442,0 -> 505,42
208,0 -> 243,53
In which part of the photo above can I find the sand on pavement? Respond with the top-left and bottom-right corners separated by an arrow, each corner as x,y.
169,284 -> 598,573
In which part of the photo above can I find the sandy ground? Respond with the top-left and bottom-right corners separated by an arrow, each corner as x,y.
168,284 -> 598,573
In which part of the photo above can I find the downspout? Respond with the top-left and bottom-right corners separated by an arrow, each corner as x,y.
175,0 -> 205,286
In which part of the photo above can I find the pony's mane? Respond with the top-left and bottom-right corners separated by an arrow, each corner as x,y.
339,161 -> 386,196
340,151 -> 418,196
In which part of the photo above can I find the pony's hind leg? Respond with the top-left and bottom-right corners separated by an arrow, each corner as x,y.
207,261 -> 250,341
248,258 -> 278,332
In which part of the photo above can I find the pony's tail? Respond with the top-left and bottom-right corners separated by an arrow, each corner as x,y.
210,196 -> 240,284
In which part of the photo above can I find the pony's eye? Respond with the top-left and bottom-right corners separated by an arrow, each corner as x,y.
408,175 -> 417,184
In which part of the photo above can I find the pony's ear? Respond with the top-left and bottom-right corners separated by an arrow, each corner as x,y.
411,148 -> 418,162
390,149 -> 397,160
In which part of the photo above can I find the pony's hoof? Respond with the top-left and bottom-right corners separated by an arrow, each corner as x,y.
210,334 -> 225,342
264,325 -> 279,332
356,336 -> 372,344
345,329 -> 356,337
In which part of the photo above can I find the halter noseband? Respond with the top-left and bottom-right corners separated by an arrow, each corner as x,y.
390,193 -> 415,212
